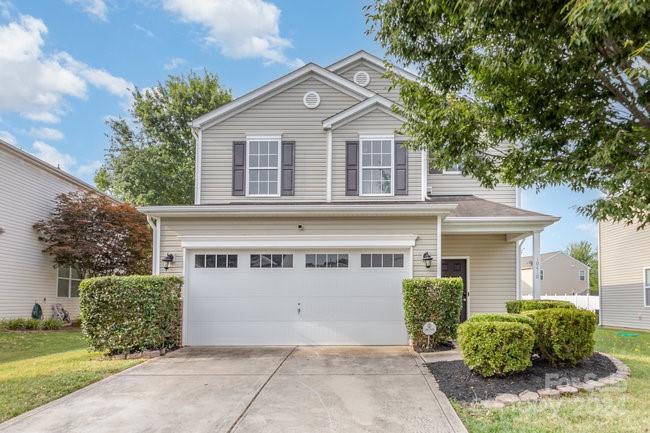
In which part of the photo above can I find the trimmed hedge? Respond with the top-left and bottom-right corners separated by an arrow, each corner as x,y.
523,308 -> 596,366
457,321 -> 535,377
0,317 -> 64,331
506,299 -> 576,314
402,277 -> 464,348
467,313 -> 534,327
80,275 -> 182,355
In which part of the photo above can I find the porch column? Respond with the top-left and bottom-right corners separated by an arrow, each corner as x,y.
532,230 -> 541,299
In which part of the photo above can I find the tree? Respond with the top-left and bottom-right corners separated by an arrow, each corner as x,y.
367,0 -> 650,227
96,71 -> 232,205
566,240 -> 599,294
34,191 -> 152,277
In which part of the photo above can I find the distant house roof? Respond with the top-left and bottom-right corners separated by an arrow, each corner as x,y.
521,250 -> 590,270
0,138 -> 113,200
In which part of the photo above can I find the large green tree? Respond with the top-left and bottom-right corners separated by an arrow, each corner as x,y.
566,240 -> 599,294
96,71 -> 232,205
367,0 -> 650,226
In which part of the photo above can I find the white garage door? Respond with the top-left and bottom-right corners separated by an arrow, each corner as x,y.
185,250 -> 410,345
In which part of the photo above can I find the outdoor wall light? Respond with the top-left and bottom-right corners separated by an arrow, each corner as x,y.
422,252 -> 433,268
161,253 -> 174,270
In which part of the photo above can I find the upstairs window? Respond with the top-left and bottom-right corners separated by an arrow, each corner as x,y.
360,136 -> 393,195
247,137 -> 280,196
540,269 -> 544,280
443,164 -> 463,174
57,265 -> 81,298
579,269 -> 586,281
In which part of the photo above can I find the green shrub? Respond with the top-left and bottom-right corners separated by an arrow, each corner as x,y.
39,318 -> 65,330
0,318 -> 43,330
467,313 -> 534,326
457,321 -> 535,377
80,275 -> 182,355
523,308 -> 596,366
402,277 -> 464,349
506,299 -> 576,314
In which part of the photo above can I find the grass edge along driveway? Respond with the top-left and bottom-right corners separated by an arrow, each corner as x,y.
454,327 -> 650,433
0,329 -> 142,423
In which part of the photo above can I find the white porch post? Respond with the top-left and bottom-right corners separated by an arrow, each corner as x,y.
532,230 -> 542,299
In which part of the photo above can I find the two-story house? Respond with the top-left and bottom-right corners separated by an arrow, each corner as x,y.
140,51 -> 558,346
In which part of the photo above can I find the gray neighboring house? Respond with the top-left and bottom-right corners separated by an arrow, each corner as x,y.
599,221 -> 650,330
521,251 -> 590,296
140,50 -> 559,346
0,139 -> 97,319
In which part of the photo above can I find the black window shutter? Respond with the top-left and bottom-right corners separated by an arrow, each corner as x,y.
281,141 -> 295,196
345,141 -> 359,196
232,141 -> 246,196
395,141 -> 408,195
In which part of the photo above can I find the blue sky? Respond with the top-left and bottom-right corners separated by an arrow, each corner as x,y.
0,0 -> 599,254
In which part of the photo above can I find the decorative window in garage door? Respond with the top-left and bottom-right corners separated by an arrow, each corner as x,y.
361,253 -> 404,268
305,253 -> 349,268
195,254 -> 238,268
250,254 -> 293,268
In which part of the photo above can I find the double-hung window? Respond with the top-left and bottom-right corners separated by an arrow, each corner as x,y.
247,137 -> 280,196
579,270 -> 586,281
644,267 -> 650,307
360,136 -> 393,195
57,265 -> 81,298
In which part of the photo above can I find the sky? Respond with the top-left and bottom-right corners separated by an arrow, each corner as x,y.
0,0 -> 600,254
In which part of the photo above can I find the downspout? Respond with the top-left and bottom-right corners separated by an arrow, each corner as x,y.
326,128 -> 332,202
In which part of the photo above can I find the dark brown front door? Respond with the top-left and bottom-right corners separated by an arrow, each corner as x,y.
441,259 -> 468,322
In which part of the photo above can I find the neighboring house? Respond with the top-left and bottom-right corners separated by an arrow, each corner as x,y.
140,50 -> 558,346
521,251 -> 590,296
599,221 -> 650,330
0,139 -> 96,319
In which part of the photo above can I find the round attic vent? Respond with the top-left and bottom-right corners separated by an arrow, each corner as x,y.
353,70 -> 370,87
303,91 -> 321,109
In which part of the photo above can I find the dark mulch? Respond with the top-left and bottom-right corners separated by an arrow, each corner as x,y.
418,341 -> 456,353
427,352 -> 617,403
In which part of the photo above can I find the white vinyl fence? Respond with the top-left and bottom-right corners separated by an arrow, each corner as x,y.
521,294 -> 599,311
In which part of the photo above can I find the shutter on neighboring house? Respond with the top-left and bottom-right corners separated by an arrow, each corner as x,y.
281,141 -> 295,196
345,141 -> 359,196
395,141 -> 408,195
232,141 -> 246,196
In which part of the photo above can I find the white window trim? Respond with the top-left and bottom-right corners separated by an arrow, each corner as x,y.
358,134 -> 395,197
579,269 -> 586,281
56,265 -> 81,298
245,135 -> 282,197
641,266 -> 650,308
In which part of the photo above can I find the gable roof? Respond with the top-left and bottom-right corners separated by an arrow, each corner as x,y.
0,138 -> 106,196
322,95 -> 404,130
327,50 -> 419,82
191,62 -> 376,129
521,251 -> 591,270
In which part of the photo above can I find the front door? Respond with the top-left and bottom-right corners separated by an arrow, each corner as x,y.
441,259 -> 468,321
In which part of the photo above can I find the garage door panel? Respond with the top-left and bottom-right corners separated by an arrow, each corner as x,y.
292,322 -> 408,345
298,297 -> 405,322
189,297 -> 298,322
188,322 -> 295,346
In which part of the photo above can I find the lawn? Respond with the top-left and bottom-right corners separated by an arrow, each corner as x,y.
455,327 -> 650,433
0,329 -> 142,423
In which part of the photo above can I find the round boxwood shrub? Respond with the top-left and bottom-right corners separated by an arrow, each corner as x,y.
523,308 -> 597,366
402,277 -> 464,349
457,321 -> 535,377
467,313 -> 534,326
506,299 -> 576,314
80,275 -> 182,355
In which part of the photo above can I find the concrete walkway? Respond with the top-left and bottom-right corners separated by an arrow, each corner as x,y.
0,346 -> 467,433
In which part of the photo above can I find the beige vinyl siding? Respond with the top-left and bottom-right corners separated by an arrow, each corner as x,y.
336,59 -> 401,103
428,174 -> 516,206
521,254 -> 590,296
442,234 -> 517,314
600,221 -> 650,330
331,108 -> 422,201
159,216 -> 437,279
200,75 -> 360,203
0,148 -> 82,318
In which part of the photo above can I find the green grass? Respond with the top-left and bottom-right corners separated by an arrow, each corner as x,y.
0,329 -> 142,422
455,327 -> 650,433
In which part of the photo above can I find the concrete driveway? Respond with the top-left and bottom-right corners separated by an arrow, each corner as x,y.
0,346 -> 467,433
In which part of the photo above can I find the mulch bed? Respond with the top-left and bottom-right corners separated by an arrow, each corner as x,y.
418,342 -> 456,353
427,352 -> 617,403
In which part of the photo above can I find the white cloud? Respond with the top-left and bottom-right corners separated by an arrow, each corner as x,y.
164,57 -> 186,70
0,15 -> 132,123
31,141 -> 76,170
64,0 -> 108,21
29,127 -> 64,141
576,223 -> 598,238
0,130 -> 16,145
76,159 -> 102,177
163,0 -> 303,68
133,23 -> 155,38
